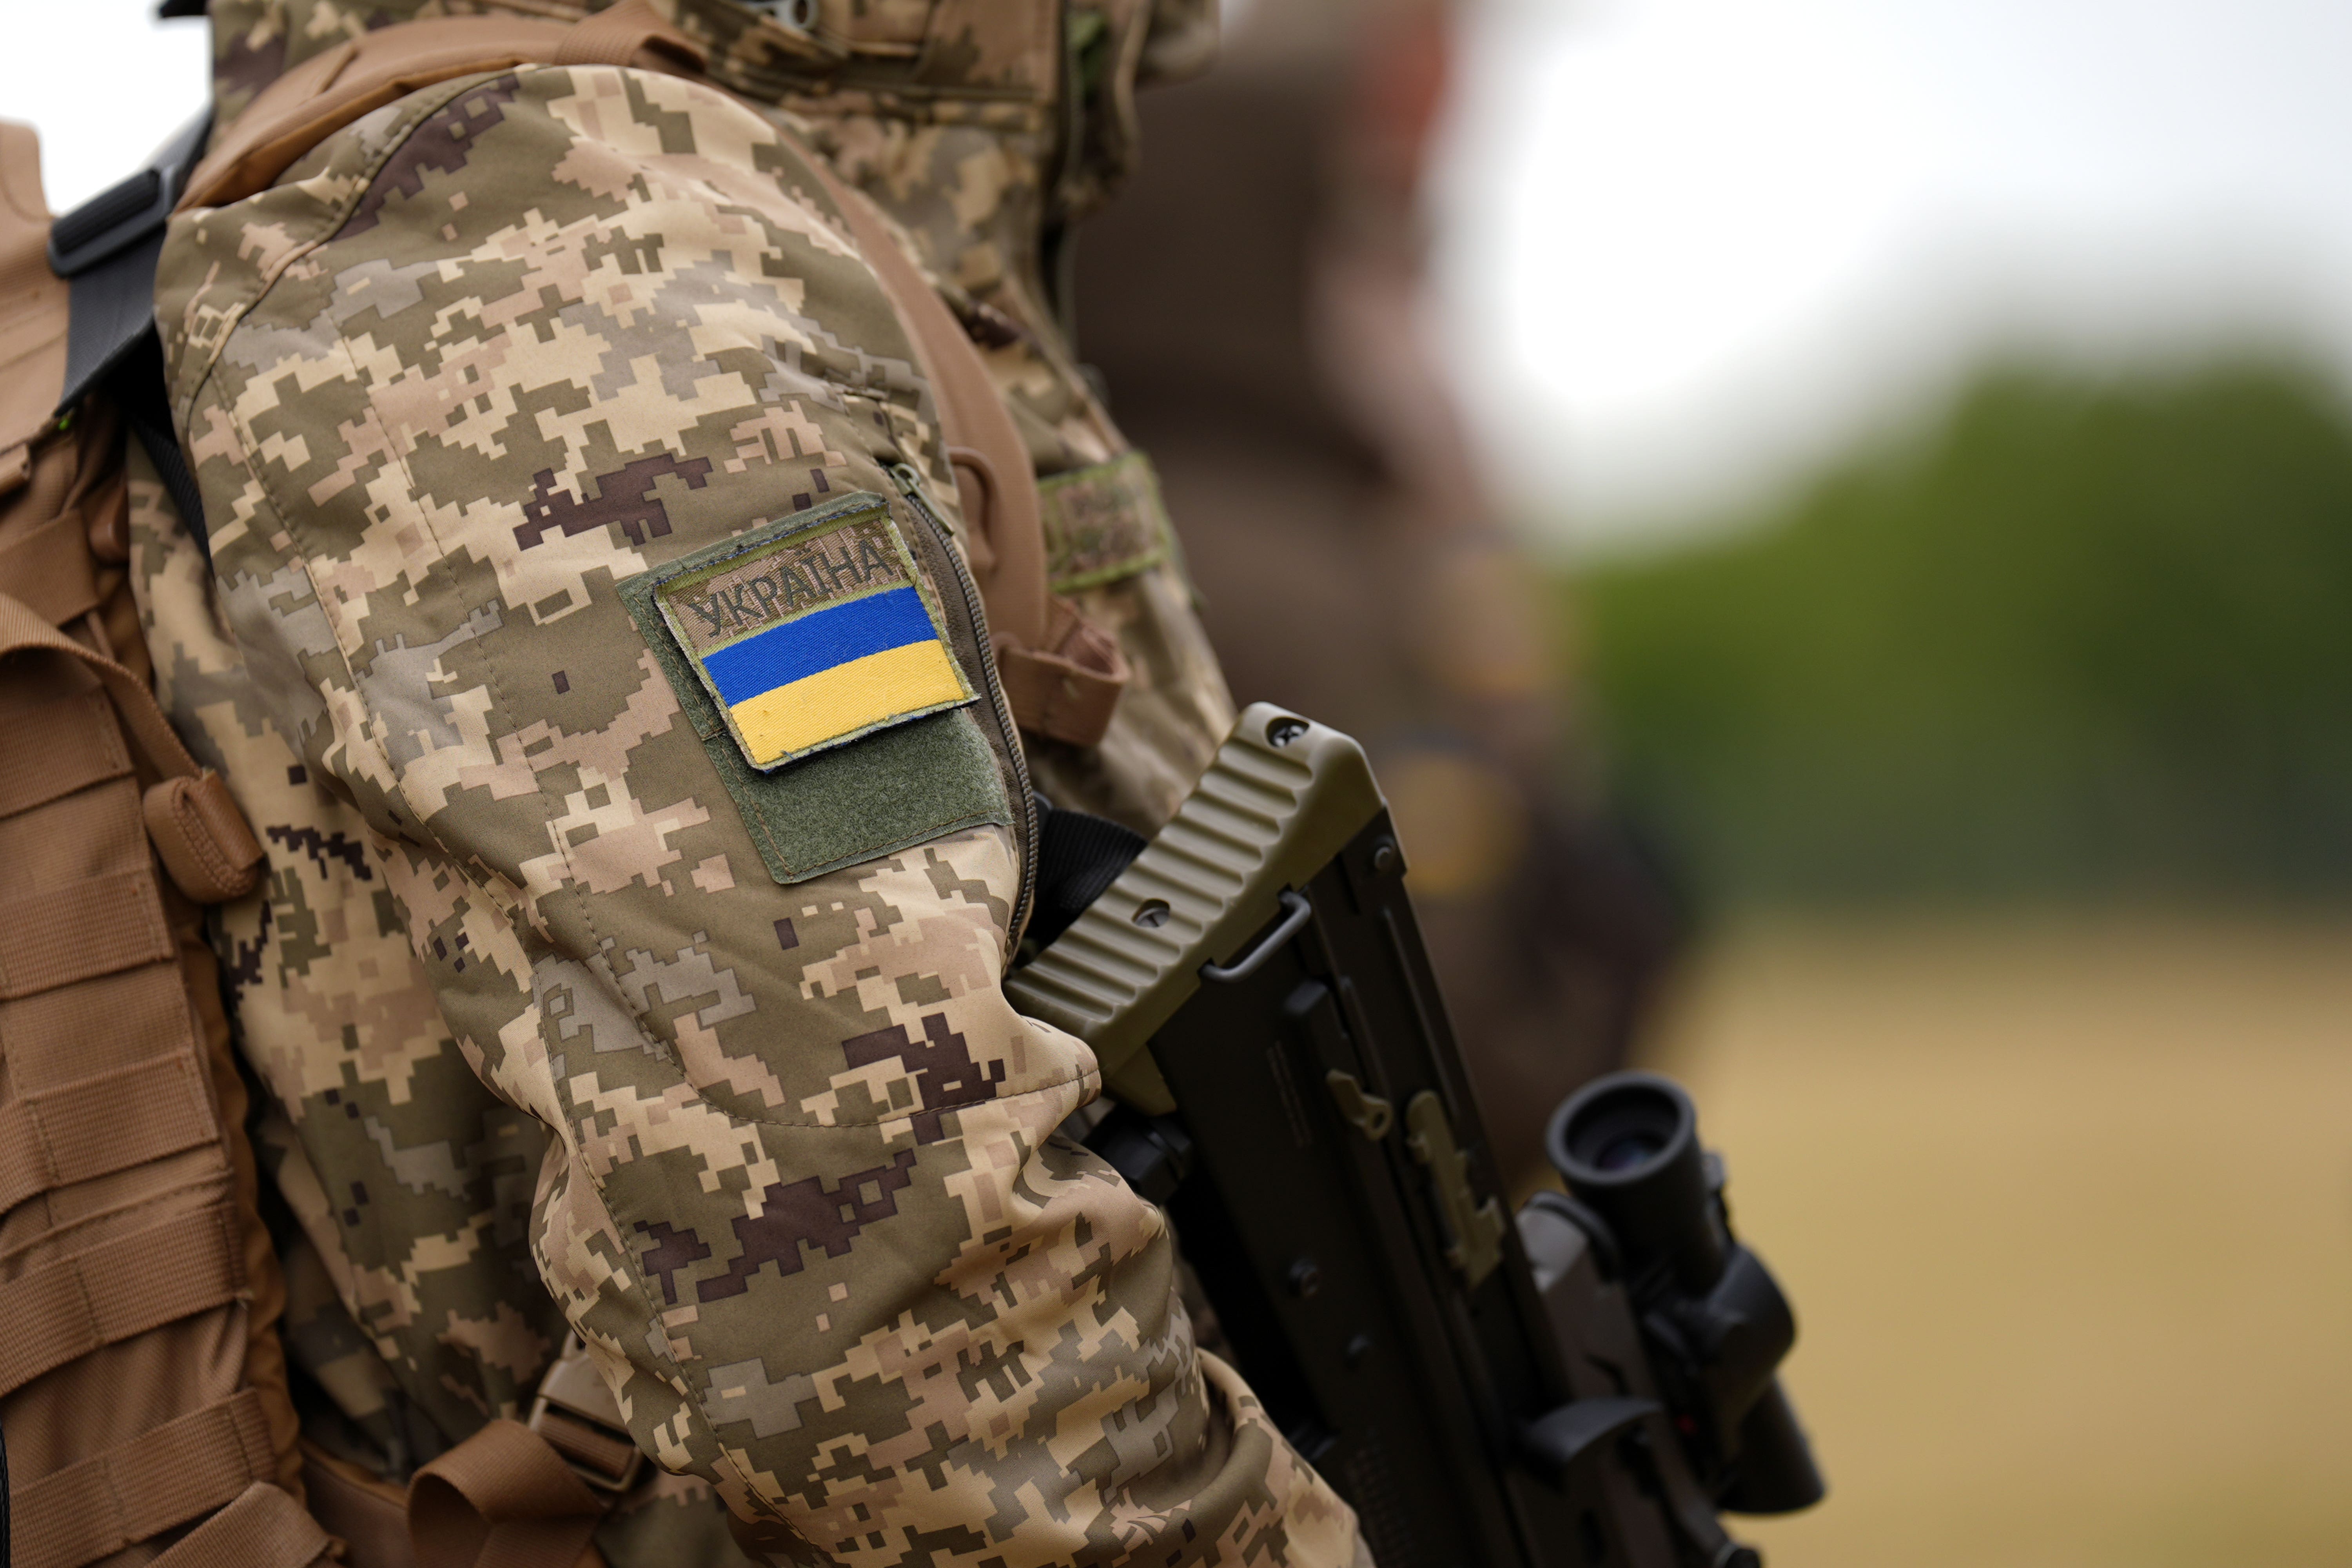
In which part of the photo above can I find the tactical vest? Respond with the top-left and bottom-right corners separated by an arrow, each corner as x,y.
0,119 -> 318,1568
0,4 -> 1135,1564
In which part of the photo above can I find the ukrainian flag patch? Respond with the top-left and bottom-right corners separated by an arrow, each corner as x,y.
641,503 -> 976,771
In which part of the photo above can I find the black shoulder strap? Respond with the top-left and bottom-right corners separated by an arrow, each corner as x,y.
51,109 -> 211,556
1021,795 -> 1147,955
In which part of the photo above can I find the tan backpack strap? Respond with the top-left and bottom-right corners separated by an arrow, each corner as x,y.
11,1389 -> 284,1568
185,8 -> 708,213
784,145 -> 1140,745
552,0 -> 707,71
0,120 -> 68,470
0,121 -> 50,289
408,1419 -> 607,1568
185,20 -> 561,211
755,122 -> 1143,746
151,1483 -> 335,1568
993,594 -> 1132,748
796,163 -> 1051,652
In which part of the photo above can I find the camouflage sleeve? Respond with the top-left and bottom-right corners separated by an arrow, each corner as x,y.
160,63 -> 1357,1564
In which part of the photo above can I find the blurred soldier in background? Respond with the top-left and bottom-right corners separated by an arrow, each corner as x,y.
1076,0 -> 1685,1185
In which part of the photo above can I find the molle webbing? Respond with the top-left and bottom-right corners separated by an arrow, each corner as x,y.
0,1053 -> 221,1215
0,1206 -> 247,1402
0,582 -> 300,1568
0,506 -> 105,627
144,1481 -> 331,1568
11,1391 -> 281,1568
0,593 -> 302,1568
0,869 -> 176,999
0,690 -> 124,815
0,118 -> 314,1568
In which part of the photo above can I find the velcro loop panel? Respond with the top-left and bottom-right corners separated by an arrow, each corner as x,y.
144,771 -> 265,904
0,1051 -> 220,1216
11,1388 -> 280,1568
1037,451 -> 1174,595
0,689 -> 129,818
0,1201 -> 245,1400
149,1482 -> 332,1568
996,596 -> 1131,748
0,868 -> 174,999
0,507 -> 103,628
408,1419 -> 607,1568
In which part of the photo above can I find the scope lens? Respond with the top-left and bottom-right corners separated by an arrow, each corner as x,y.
1557,1080 -> 1687,1183
1594,1132 -> 1664,1172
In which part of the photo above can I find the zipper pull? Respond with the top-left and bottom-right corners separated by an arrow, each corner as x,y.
890,460 -> 959,542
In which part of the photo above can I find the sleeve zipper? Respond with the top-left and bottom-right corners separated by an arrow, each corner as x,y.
890,461 -> 1040,949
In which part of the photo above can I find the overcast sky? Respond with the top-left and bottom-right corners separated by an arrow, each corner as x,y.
2,1 -> 211,211
1433,0 -> 2352,546
11,0 -> 2352,550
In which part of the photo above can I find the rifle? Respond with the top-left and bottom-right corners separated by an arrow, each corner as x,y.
1008,706 -> 1824,1567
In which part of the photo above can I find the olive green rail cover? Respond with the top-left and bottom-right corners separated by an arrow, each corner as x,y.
1005,702 -> 1387,1112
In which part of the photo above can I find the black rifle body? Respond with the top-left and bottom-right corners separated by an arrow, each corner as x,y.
1011,706 -> 1812,1568
1157,809 -> 1681,1565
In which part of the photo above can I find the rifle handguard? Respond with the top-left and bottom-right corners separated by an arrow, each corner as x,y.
1006,703 -> 1383,1111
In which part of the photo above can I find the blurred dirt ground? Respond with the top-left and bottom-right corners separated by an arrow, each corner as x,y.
1634,915 -> 2352,1566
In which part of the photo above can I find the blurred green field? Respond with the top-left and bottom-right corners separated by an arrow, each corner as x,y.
1574,357 -> 2352,905
1645,916 -> 2352,1566
1560,357 -> 2352,1559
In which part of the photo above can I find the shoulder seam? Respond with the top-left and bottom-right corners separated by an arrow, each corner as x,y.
170,68 -> 522,432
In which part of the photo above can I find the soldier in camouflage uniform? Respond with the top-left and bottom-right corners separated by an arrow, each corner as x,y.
133,0 -> 1365,1562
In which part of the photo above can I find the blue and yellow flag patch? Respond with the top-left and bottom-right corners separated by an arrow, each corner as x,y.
642,505 -> 975,771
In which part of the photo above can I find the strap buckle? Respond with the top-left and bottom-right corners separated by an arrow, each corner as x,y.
47,109 -> 211,279
524,1338 -> 645,1495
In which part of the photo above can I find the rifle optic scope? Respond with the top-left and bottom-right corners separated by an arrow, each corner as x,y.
1546,1071 -> 1827,1515
1548,1071 -> 1724,1293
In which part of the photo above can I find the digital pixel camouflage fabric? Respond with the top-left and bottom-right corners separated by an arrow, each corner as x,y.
142,15 -> 1354,1566
200,0 -> 1237,835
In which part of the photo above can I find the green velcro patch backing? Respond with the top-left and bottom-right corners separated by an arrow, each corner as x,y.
620,492 -> 1011,884
1039,450 -> 1173,593
639,499 -> 975,771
